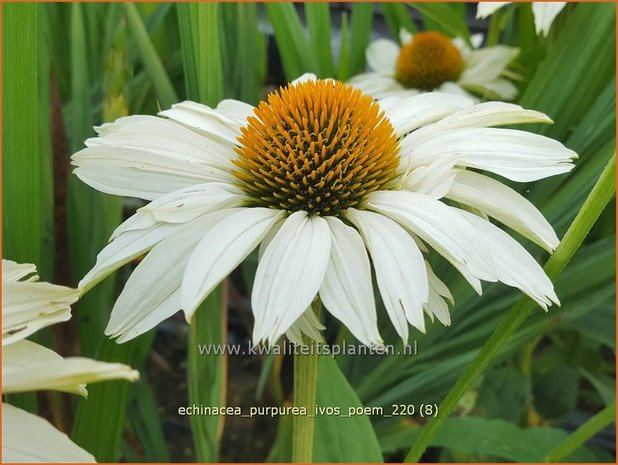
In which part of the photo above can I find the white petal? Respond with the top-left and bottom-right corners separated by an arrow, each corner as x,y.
532,2 -> 566,35
3,403 -> 96,463
2,260 -> 37,283
215,99 -> 255,125
408,102 -> 551,140
424,262 -> 453,326
399,29 -> 413,44
292,73 -> 318,84
182,208 -> 284,320
79,183 -> 247,293
285,306 -> 325,345
319,217 -> 382,346
476,2 -> 510,19
159,100 -> 244,145
345,209 -> 428,339
447,170 -> 559,252
366,39 -> 400,75
403,127 -> 576,182
380,92 -> 475,138
3,282 -> 78,346
401,158 -> 457,199
252,212 -> 331,345
348,72 -> 405,100
455,209 -> 559,309
460,45 -> 518,84
72,145 -> 234,201
3,339 -> 138,395
105,210 -> 232,342
366,190 -> 494,293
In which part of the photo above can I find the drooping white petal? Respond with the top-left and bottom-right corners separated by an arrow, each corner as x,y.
319,217 -> 382,346
401,158 -> 457,199
348,72 -> 407,100
285,306 -> 325,346
366,190 -> 494,293
79,183 -> 247,293
182,208 -> 285,321
460,46 -> 519,85
3,403 -> 96,463
366,39 -> 400,75
345,209 -> 428,339
105,210 -> 232,342
403,127 -> 576,182
2,281 -> 78,346
532,2 -> 566,36
88,116 -> 236,168
252,211 -> 331,345
3,339 -> 138,395
292,73 -> 318,84
455,209 -> 560,309
380,92 -> 475,138
447,170 -> 559,252
2,260 -> 37,283
408,102 -> 551,139
72,145 -> 234,201
158,100 -> 245,145
476,2 -> 510,19
215,99 -> 255,125
424,262 -> 453,326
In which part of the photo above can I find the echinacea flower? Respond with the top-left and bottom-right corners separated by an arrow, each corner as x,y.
349,30 -> 519,100
72,76 -> 575,348
2,259 -> 139,462
476,2 -> 567,36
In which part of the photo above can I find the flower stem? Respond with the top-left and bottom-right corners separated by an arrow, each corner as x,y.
292,302 -> 321,463
404,153 -> 616,462
545,401 -> 616,462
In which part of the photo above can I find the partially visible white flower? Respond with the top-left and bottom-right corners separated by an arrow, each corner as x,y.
349,30 -> 519,100
71,76 -> 576,350
2,259 -> 139,463
476,2 -> 567,36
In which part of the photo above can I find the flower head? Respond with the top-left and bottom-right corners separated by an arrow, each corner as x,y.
349,30 -> 519,100
2,259 -> 139,462
73,76 -> 576,347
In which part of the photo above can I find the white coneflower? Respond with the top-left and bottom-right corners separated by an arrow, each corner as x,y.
476,2 -> 567,36
2,259 -> 139,462
72,75 -> 575,347
349,30 -> 519,100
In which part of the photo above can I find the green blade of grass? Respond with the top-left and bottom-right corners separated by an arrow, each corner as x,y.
337,12 -> 350,81
348,3 -> 374,77
265,2 -> 315,81
305,3 -> 335,78
124,2 -> 177,109
188,285 -> 228,462
381,3 -> 416,43
196,3 -> 223,105
409,2 -> 471,45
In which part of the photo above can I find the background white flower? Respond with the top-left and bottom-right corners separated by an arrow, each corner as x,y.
72,77 -> 575,349
2,259 -> 139,463
349,30 -> 519,100
476,2 -> 567,36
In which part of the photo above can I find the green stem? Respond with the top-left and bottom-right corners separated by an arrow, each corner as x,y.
292,302 -> 321,463
546,401 -> 616,462
486,10 -> 502,47
404,153 -> 616,462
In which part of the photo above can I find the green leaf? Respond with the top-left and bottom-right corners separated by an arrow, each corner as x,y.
381,3 -> 416,42
533,367 -> 580,419
187,284 -> 228,462
72,331 -> 155,462
265,3 -> 315,82
127,378 -> 171,462
337,12 -> 350,81
383,417 -> 600,462
124,2 -> 177,109
409,2 -> 470,44
2,3 -> 40,266
475,366 -> 531,422
348,3 -> 374,77
313,357 -> 383,462
305,3 -> 334,78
